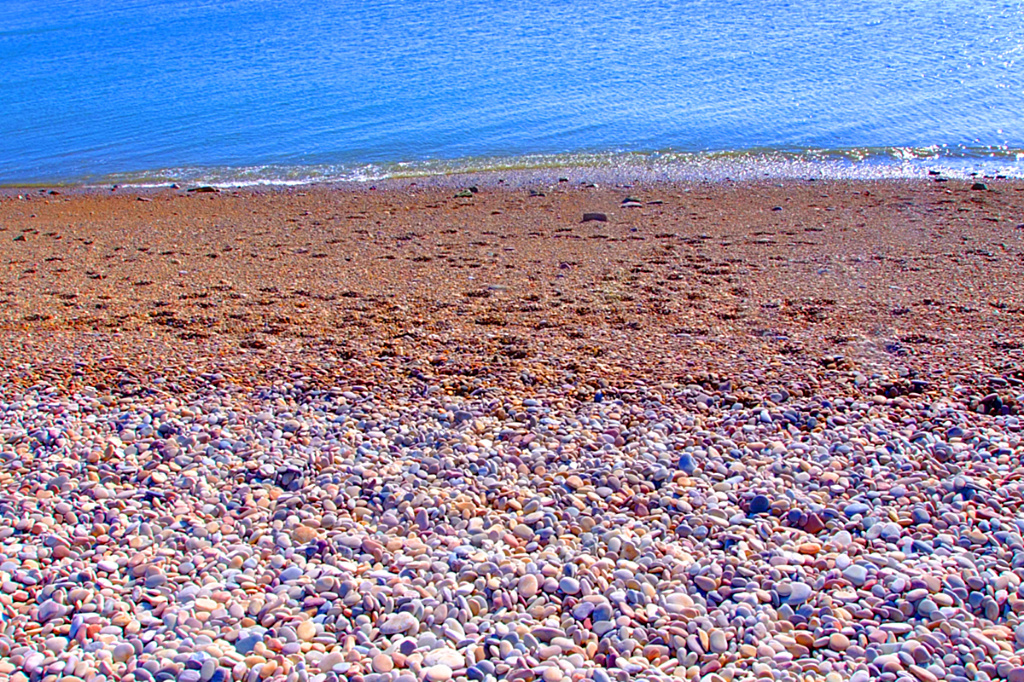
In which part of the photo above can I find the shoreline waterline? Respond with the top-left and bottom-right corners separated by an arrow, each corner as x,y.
3,147 -> 1023,190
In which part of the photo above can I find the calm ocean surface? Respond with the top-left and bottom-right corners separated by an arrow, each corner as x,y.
2,0 -> 1023,186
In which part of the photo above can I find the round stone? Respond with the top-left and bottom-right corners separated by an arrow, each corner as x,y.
749,495 -> 771,515
234,632 -> 262,654
372,654 -> 394,673
424,664 -> 453,682
293,524 -> 317,543
37,600 -> 65,622
296,620 -> 316,641
542,667 -> 564,682
879,522 -> 902,542
559,577 -> 580,594
113,642 -> 135,663
518,574 -> 539,599
513,524 -> 535,540
828,633 -> 850,651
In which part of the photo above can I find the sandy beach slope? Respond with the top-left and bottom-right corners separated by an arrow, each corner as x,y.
1,178 -> 1023,682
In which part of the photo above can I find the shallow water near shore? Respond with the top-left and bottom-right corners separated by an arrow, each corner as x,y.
2,0 -> 1023,185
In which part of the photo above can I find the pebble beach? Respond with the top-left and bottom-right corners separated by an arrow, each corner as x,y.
2,177 -> 1024,682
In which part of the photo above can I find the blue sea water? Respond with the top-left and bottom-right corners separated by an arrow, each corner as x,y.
1,0 -> 1023,186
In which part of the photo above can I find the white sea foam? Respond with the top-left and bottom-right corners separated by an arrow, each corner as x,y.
79,148 -> 1024,190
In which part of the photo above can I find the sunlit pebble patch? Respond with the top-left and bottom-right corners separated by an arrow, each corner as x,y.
0,363 -> 1023,682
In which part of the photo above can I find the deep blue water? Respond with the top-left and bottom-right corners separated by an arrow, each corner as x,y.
2,0 -> 1023,185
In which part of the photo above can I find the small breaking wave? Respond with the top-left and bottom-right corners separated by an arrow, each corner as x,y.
28,145 -> 1024,189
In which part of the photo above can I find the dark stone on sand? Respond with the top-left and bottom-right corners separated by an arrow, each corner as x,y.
188,186 -> 220,193
804,512 -> 826,534
844,502 -> 871,517
677,453 -> 697,475
582,212 -> 608,223
911,507 -> 931,525
749,495 -> 771,515
972,182 -> 988,191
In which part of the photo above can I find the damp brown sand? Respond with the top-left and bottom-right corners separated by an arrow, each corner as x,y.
1,178 -> 1023,391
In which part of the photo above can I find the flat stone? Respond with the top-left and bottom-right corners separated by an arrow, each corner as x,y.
787,582 -> 813,604
37,600 -> 65,622
843,565 -> 868,586
44,636 -> 68,653
380,611 -> 419,635
677,454 -> 698,475
532,626 -> 565,642
542,666 -> 564,682
828,633 -> 850,651
709,629 -> 728,653
423,648 -> 464,669
194,598 -> 218,611
318,652 -> 344,672
234,632 -> 262,654
513,524 -> 535,540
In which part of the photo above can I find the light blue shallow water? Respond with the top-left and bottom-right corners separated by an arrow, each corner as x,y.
2,0 -> 1023,185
